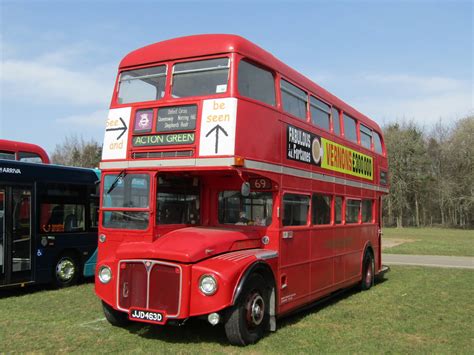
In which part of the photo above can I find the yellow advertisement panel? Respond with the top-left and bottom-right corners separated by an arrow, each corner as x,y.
321,138 -> 373,180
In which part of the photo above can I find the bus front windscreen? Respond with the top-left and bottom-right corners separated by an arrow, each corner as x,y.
102,173 -> 150,230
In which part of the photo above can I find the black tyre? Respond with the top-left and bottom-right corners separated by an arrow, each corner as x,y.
102,301 -> 130,327
225,273 -> 270,346
54,253 -> 79,288
360,250 -> 375,290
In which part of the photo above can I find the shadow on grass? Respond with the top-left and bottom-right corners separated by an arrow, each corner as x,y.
123,277 -> 389,345
0,277 -> 94,299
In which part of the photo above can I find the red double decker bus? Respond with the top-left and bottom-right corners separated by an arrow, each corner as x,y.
0,139 -> 50,164
96,34 -> 389,345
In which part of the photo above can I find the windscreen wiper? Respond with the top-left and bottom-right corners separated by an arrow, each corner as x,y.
106,170 -> 126,194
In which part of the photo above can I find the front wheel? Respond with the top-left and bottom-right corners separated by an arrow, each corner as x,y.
360,250 -> 375,290
102,301 -> 130,327
225,273 -> 270,346
54,253 -> 79,288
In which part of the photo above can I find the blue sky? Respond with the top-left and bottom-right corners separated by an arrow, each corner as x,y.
1,0 -> 472,154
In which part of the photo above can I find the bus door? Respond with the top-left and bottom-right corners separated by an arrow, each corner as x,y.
0,185 -> 33,285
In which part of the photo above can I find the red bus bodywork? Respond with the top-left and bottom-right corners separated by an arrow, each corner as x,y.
0,139 -> 50,164
96,35 -> 389,344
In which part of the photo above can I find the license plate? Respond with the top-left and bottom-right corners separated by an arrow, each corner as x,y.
129,309 -> 164,324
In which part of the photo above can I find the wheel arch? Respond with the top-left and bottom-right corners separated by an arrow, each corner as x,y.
232,261 -> 277,332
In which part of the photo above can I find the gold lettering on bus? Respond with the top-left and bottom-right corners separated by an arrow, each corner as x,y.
321,138 -> 373,180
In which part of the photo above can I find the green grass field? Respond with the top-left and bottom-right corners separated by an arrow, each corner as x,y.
383,227 -> 474,256
1,266 -> 473,353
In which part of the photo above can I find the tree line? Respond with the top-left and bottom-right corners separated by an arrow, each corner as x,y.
51,115 -> 473,229
383,115 -> 473,228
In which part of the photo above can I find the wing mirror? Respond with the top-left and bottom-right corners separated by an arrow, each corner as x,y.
241,182 -> 250,197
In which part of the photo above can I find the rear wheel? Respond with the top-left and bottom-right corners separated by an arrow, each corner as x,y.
102,301 -> 130,327
361,250 -> 375,290
54,253 -> 79,288
225,273 -> 270,346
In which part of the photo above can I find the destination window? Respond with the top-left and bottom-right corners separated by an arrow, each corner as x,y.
343,114 -> 357,143
310,96 -> 330,131
172,58 -> 229,98
362,200 -> 373,223
219,191 -> 273,226
312,194 -> 331,225
281,79 -> 307,120
346,199 -> 360,224
118,65 -> 167,104
283,193 -> 309,226
238,60 -> 275,106
156,176 -> 200,225
360,124 -> 372,149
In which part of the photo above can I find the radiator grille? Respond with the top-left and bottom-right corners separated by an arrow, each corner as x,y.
117,260 -> 181,317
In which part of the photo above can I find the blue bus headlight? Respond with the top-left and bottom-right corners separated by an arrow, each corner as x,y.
199,274 -> 218,295
98,266 -> 112,284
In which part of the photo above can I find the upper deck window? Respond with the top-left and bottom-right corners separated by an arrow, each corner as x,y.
18,152 -> 43,163
172,58 -> 229,98
281,79 -> 307,120
238,60 -> 275,106
310,96 -> 330,131
373,131 -> 383,154
117,65 -> 167,104
0,151 -> 15,160
343,114 -> 357,143
332,108 -> 341,135
360,124 -> 372,149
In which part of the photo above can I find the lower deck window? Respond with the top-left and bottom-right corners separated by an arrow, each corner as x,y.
156,176 -> 200,225
335,196 -> 343,224
346,199 -> 360,224
219,191 -> 273,226
362,199 -> 373,223
102,211 -> 149,230
283,193 -> 309,226
312,194 -> 331,225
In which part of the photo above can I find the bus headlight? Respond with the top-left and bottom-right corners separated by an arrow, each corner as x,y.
199,274 -> 218,295
98,266 -> 112,284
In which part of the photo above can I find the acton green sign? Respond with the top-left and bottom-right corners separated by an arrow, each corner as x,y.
133,133 -> 195,147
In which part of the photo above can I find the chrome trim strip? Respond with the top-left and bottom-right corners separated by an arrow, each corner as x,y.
116,259 -> 183,319
100,157 -> 389,193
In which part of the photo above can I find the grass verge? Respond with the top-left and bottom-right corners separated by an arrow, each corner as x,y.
1,266 -> 473,353
383,227 -> 474,256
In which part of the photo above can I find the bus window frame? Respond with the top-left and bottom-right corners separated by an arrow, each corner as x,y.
309,95 -> 331,132
235,57 -> 277,109
170,56 -> 232,100
100,171 -> 153,232
281,191 -> 311,228
279,77 -> 309,122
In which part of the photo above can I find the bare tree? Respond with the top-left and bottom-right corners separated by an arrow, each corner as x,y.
51,135 -> 102,168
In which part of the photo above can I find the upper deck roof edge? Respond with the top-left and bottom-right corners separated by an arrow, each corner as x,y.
119,34 -> 382,133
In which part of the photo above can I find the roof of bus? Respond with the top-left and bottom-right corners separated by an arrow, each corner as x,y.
119,34 -> 382,133
0,159 -> 99,184
0,139 -> 50,163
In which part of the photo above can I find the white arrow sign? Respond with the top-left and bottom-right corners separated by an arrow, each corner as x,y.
199,98 -> 237,156
102,107 -> 131,160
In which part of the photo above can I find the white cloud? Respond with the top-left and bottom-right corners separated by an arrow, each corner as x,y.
308,72 -> 473,126
362,74 -> 467,94
1,59 -> 113,105
56,109 -> 109,128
